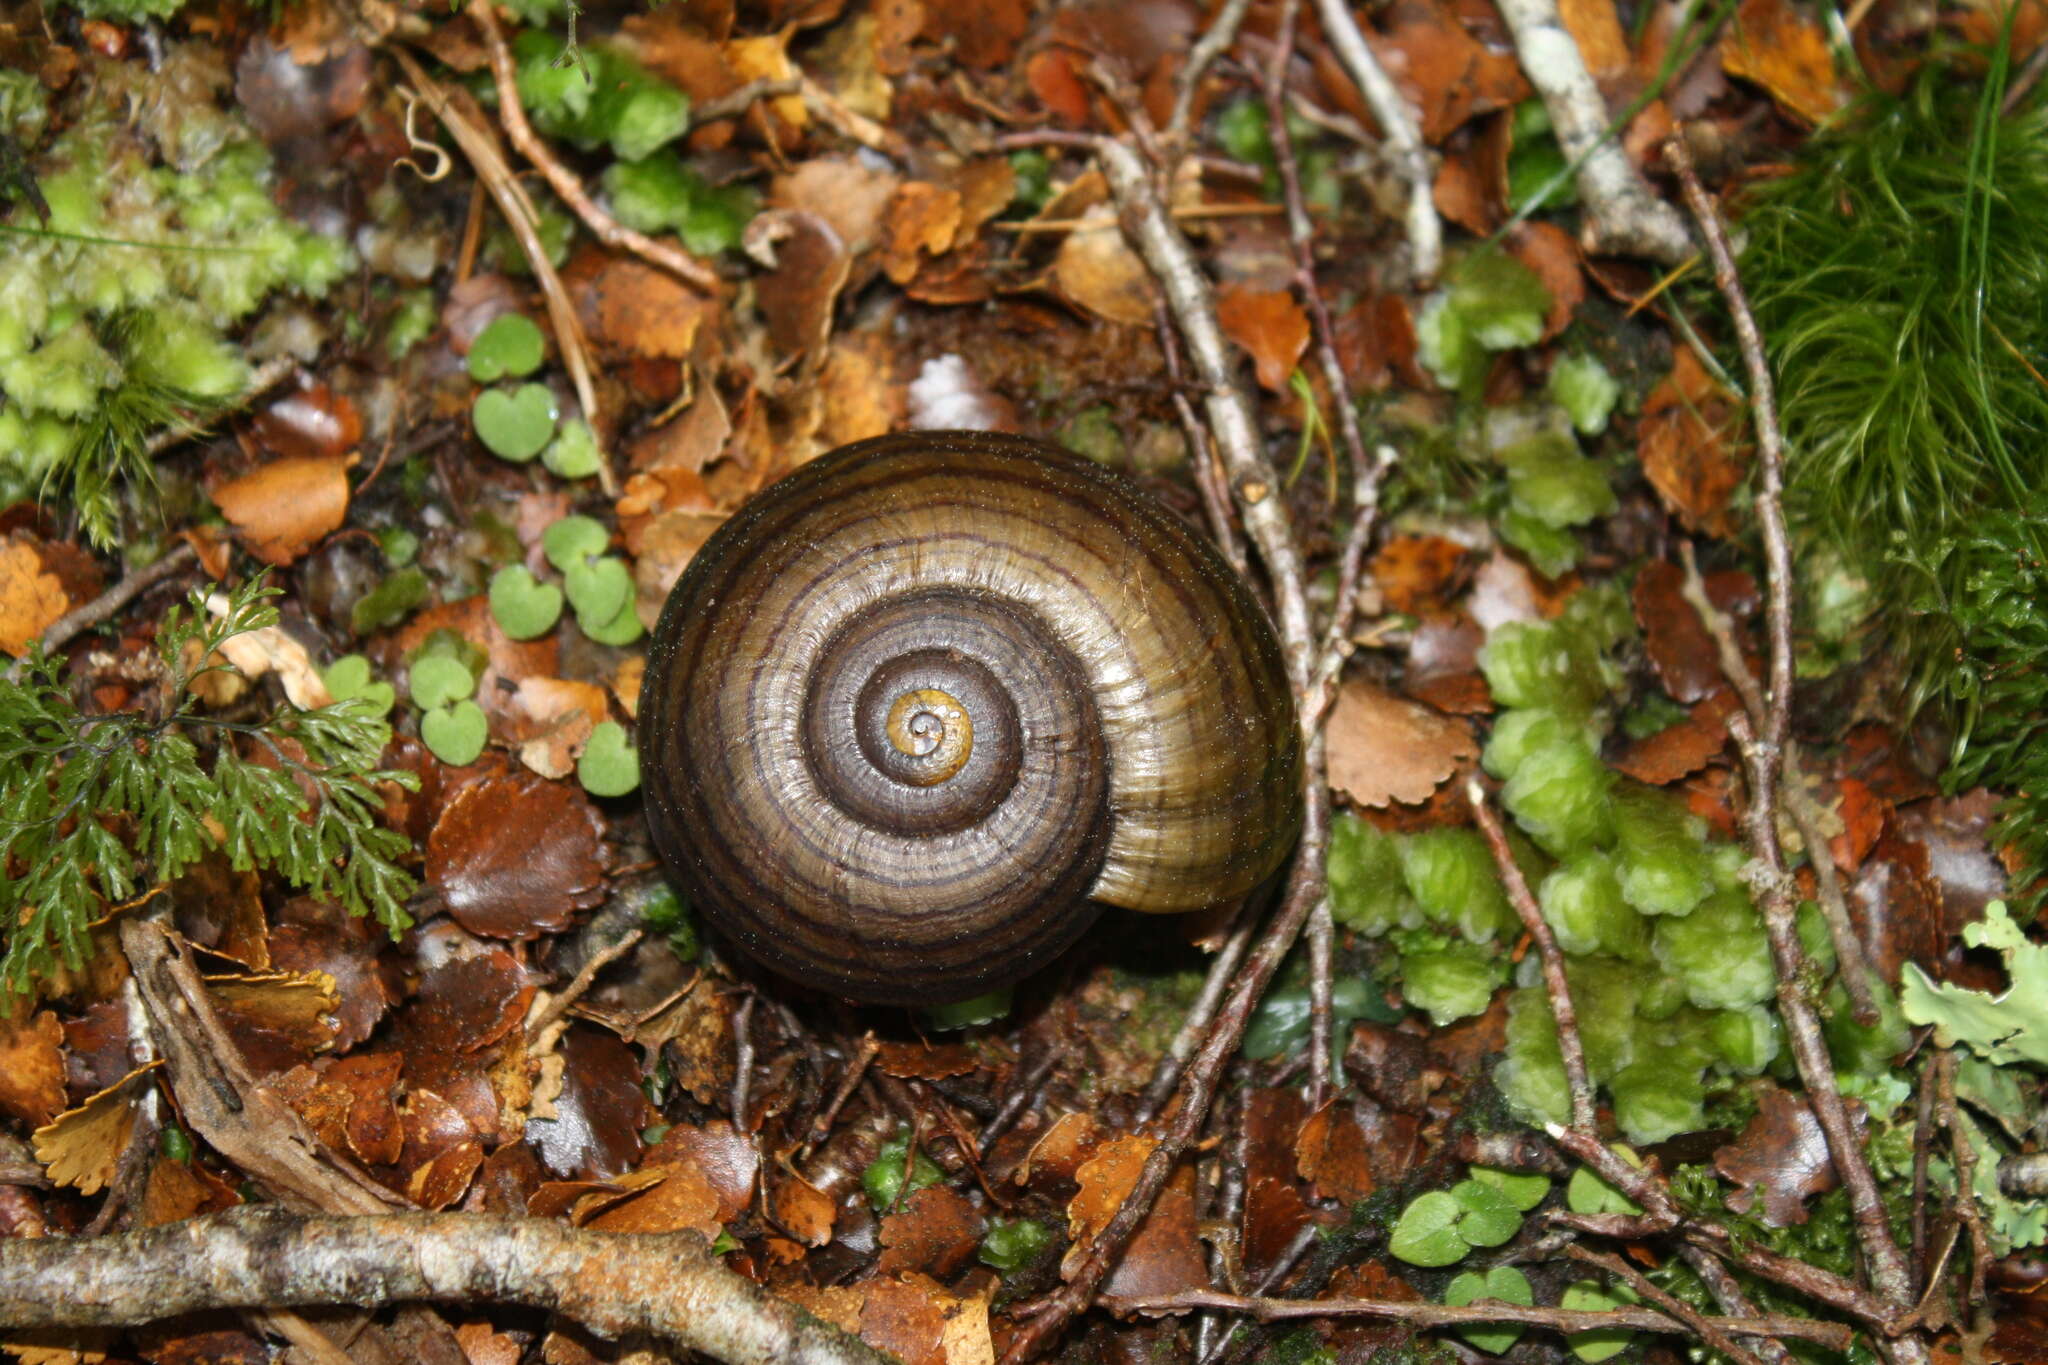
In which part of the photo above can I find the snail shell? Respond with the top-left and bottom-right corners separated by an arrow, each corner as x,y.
641,431 -> 1302,1004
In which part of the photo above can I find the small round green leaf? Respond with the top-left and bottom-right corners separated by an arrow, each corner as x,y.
421,699 -> 489,766
543,417 -> 603,480
408,655 -> 475,711
489,564 -> 564,641
578,720 -> 641,797
1467,1165 -> 1551,1212
474,383 -> 558,461
1566,1148 -> 1645,1216
1448,1177 -> 1523,1247
1388,1190 -> 1468,1267
323,655 -> 395,717
1444,1266 -> 1532,1354
581,591 -> 646,646
566,556 -> 632,628
1561,1280 -> 1639,1362
543,515 -> 610,572
468,313 -> 546,382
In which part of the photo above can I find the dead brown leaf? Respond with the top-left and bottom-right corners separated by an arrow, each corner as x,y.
753,210 -> 853,360
0,1008 -> 66,1129
32,1064 -> 160,1196
1640,347 -> 1748,537
878,1184 -> 984,1278
0,538 -> 71,656
1721,0 -> 1843,125
212,456 -> 352,567
1325,681 -> 1477,809
427,772 -> 608,940
1714,1084 -> 1858,1225
509,677 -> 609,780
1217,285 -> 1311,395
1054,208 -> 1156,325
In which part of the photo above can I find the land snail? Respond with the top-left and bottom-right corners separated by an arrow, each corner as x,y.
641,431 -> 1303,1006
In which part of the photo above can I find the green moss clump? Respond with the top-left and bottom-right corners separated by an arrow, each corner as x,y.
0,57 -> 351,543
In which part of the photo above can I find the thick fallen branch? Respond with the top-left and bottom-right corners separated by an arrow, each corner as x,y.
1106,1287 -> 1855,1351
0,1207 -> 889,1365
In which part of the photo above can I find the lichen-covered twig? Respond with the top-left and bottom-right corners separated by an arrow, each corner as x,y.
1496,0 -> 1691,262
0,1207 -> 891,1365
1310,0 -> 1442,281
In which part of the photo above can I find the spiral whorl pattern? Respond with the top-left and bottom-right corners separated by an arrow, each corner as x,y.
642,431 -> 1302,1004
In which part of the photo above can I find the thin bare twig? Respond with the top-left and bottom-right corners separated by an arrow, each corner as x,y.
25,542 -> 198,665
1168,0 -> 1256,142
470,2 -> 720,295
1309,0 -> 1441,280
1496,0 -> 1691,261
391,48 -> 615,497
1667,131 -> 1919,1333
1468,779 -> 1596,1130
1105,1286 -> 1855,1350
1565,1246 -> 1768,1365
1138,893 -> 1262,1122
525,927 -> 644,1046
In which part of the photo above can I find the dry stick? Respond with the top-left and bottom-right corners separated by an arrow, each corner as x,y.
980,1044 -> 1062,1159
1676,543 -> 1881,1025
1910,1050 -> 1939,1289
524,927 -> 644,1044
1104,1287 -> 1855,1350
390,48 -> 615,498
1934,1050 -> 1992,1319
1156,300 -> 1250,576
470,2 -> 719,294
1309,0 -> 1442,281
1680,1249 -> 1794,1365
1565,1246 -> 1768,1365
1666,135 -> 1919,1330
1468,780 -> 1596,1131
1001,777 -> 1334,1365
0,1206 -> 890,1365
143,356 -> 297,458
1167,0 -> 1256,142
1493,0 -> 1692,262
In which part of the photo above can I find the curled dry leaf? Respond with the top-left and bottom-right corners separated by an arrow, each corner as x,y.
1217,285 -> 1311,396
1054,207 -> 1156,326
0,538 -> 71,656
1325,681 -> 1478,809
510,677 -> 609,780
881,181 -> 964,285
751,210 -> 854,360
203,970 -> 342,1076
570,255 -> 710,361
32,1063 -> 161,1196
211,456 -> 352,567
427,773 -> 607,940
771,157 -> 902,257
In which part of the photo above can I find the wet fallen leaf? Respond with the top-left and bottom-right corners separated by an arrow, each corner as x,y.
751,210 -> 853,360
583,1163 -> 723,1237
878,1184 -> 984,1277
774,1163 -> 839,1246
250,382 -> 363,461
1326,681 -> 1478,809
428,773 -> 607,940
397,1088 -> 485,1210
1218,285 -> 1311,395
644,1120 -> 758,1221
204,969 -> 341,1075
1721,0 -> 1843,125
526,1023 -> 652,1180
212,456 -> 352,567
1297,1101 -> 1375,1205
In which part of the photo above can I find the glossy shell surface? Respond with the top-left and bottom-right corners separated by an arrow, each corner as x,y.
641,431 -> 1301,1003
